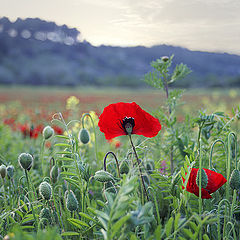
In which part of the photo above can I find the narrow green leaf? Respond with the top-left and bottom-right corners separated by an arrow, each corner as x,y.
111,214 -> 131,238
61,232 -> 79,236
165,216 -> 173,237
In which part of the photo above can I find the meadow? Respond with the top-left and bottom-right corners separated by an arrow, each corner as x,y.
0,57 -> 240,240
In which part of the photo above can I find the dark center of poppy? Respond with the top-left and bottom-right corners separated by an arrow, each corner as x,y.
121,117 -> 135,135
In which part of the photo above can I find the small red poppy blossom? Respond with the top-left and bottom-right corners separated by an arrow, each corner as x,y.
182,168 -> 227,199
98,102 -> 161,140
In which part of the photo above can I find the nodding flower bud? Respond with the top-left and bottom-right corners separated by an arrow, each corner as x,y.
50,165 -> 59,184
78,128 -> 90,144
161,56 -> 169,62
39,207 -> 52,224
43,126 -> 54,140
18,153 -> 33,171
94,170 -> 115,183
196,168 -> 208,189
65,190 -> 79,212
0,164 -> 7,179
6,165 -> 14,179
120,160 -> 129,174
230,169 -> 240,190
39,181 -> 52,201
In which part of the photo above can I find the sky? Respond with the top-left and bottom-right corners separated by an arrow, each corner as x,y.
1,0 -> 240,54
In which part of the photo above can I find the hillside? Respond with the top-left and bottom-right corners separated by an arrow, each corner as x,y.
0,17 -> 240,87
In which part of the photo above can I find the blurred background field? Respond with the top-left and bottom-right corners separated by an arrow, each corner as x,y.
1,85 -> 239,122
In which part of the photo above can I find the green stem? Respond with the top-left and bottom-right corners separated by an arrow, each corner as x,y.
103,151 -> 120,178
52,185 -> 64,229
209,139 -> 225,169
197,124 -> 203,240
1,178 -> 8,211
147,187 -> 160,225
41,140 -> 45,175
218,199 -> 230,240
82,113 -> 98,162
24,170 -> 38,230
129,135 -> 149,203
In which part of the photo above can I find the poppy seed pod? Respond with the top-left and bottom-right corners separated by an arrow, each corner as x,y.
6,165 -> 14,179
65,190 -> 79,212
94,170 -> 115,183
18,153 -> 33,171
78,128 -> 90,144
0,164 -> 7,179
120,160 -> 129,174
43,126 -> 54,140
39,207 -> 52,224
196,168 -> 208,189
39,181 -> 52,201
230,169 -> 240,190
50,165 -> 59,184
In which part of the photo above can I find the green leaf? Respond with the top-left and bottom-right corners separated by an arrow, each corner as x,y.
55,135 -> 69,139
54,143 -> 72,148
182,228 -> 194,238
68,218 -> 90,229
79,212 -> 97,223
174,213 -> 181,230
111,214 -> 131,238
61,232 -> 79,236
203,234 -> 210,240
165,216 -> 173,237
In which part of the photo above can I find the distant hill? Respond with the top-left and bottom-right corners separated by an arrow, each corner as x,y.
0,17 -> 239,88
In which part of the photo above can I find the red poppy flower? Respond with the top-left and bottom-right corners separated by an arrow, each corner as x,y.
182,168 -> 227,199
52,125 -> 63,135
98,102 -> 161,140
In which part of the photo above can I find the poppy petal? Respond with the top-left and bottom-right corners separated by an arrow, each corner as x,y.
98,102 -> 161,140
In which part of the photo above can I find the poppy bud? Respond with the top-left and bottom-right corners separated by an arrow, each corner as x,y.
78,128 -> 90,144
39,207 -> 52,224
94,170 -> 115,183
161,56 -> 169,62
0,164 -> 7,179
50,165 -> 59,184
43,126 -> 54,140
18,153 -> 33,171
39,181 -> 52,201
105,181 -> 116,193
65,190 -> 78,212
196,168 -> 208,189
229,169 -> 240,190
120,160 -> 129,174
6,165 -> 14,179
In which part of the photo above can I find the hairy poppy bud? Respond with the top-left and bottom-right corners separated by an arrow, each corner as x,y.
43,126 -> 54,140
39,181 -> 52,201
65,190 -> 78,212
196,168 -> 208,189
161,56 -> 169,62
18,153 -> 33,171
230,169 -> 240,190
78,128 -> 90,144
120,160 -> 129,174
6,165 -> 14,179
39,207 -> 52,224
50,165 -> 59,184
94,170 -> 115,183
0,164 -> 7,179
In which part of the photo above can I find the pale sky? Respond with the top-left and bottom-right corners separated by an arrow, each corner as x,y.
1,0 -> 240,54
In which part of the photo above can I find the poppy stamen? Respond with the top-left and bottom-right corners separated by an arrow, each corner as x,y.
120,117 -> 135,135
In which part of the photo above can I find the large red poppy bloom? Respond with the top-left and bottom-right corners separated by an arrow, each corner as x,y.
98,102 -> 161,140
182,168 -> 227,199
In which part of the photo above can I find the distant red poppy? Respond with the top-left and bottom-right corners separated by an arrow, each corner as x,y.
182,168 -> 227,199
52,125 -> 63,135
98,102 -> 161,140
